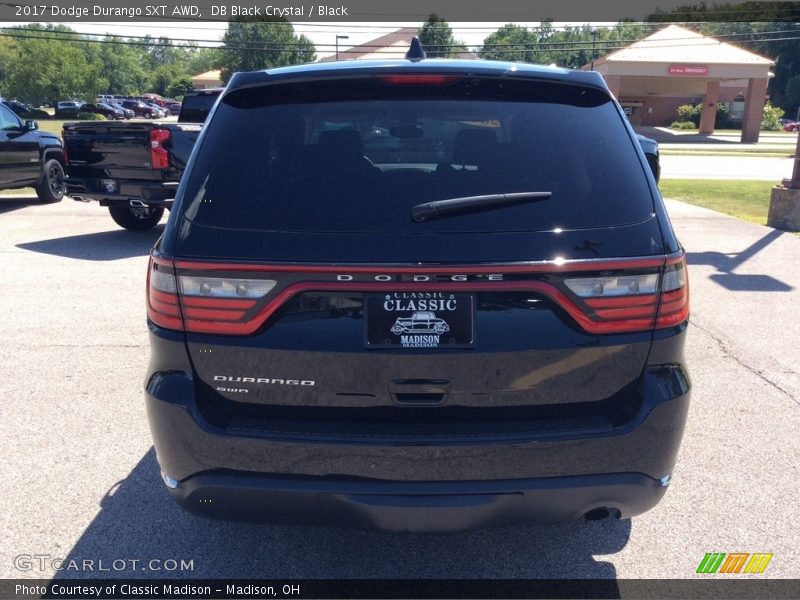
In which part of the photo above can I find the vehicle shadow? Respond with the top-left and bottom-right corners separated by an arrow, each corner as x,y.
0,195 -> 40,215
54,449 -> 629,584
16,226 -> 164,261
687,228 -> 795,292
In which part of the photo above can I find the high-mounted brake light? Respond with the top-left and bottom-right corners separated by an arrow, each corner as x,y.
149,128 -> 171,169
378,74 -> 460,85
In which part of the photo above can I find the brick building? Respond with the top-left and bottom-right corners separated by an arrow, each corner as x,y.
586,25 -> 775,142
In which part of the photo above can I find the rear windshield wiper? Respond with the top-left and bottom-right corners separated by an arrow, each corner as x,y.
412,191 -> 552,223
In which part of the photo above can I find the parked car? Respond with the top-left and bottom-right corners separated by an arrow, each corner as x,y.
3,100 -> 33,116
54,101 -> 85,118
0,103 -> 65,202
144,102 -> 166,118
107,102 -> 135,119
144,43 -> 691,532
121,100 -> 159,118
2,100 -> 49,120
56,100 -> 83,110
165,101 -> 182,114
783,120 -> 798,133
78,102 -> 125,120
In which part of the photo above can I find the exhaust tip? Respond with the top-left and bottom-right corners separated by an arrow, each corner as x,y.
584,507 -> 610,521
584,507 -> 621,521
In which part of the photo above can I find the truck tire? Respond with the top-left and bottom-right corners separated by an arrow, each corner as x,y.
35,158 -> 66,203
108,205 -> 164,231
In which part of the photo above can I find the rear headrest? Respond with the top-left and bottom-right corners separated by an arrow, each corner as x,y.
453,128 -> 498,165
318,129 -> 363,156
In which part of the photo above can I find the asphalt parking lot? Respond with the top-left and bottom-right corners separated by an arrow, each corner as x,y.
1,196 -> 798,580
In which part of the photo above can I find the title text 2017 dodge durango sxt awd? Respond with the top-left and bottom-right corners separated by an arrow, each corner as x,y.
145,49 -> 690,532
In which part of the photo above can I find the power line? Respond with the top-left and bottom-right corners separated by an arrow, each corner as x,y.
2,24 -> 796,50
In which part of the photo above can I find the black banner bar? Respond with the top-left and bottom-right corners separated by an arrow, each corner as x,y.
2,579 -> 800,600
0,0 -> 797,22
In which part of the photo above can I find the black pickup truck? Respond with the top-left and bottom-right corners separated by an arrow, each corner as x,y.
0,102 -> 66,203
64,88 -> 220,230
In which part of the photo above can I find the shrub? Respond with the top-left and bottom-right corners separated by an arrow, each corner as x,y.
715,103 -> 730,129
75,112 -> 106,121
761,101 -> 784,131
676,104 -> 701,125
670,121 -> 697,130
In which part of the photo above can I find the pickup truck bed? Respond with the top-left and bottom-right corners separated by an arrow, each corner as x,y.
65,122 -> 199,204
64,88 -> 219,230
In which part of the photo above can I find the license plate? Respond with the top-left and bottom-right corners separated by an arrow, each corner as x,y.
364,293 -> 475,349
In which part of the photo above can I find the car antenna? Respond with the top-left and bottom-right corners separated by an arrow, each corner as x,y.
405,36 -> 426,61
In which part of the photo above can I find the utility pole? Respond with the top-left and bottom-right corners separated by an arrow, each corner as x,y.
335,35 -> 349,60
590,28 -> 597,71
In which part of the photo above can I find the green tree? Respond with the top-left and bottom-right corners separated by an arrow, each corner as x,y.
186,47 -> 222,76
218,18 -> 315,83
479,24 -> 540,63
150,63 -> 188,96
147,36 -> 187,70
168,76 -> 195,98
3,25 -> 104,104
95,35 -> 149,95
761,101 -> 784,130
784,75 -> 800,121
418,14 -> 456,58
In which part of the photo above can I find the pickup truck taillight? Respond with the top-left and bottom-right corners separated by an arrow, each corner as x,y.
150,129 -> 171,169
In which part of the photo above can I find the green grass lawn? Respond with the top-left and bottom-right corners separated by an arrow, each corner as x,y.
34,119 -> 73,135
658,179 -> 775,225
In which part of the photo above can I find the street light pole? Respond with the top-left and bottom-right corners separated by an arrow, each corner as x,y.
335,35 -> 349,60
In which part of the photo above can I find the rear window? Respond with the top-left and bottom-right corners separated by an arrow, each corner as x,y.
178,92 -> 220,123
179,76 -> 654,234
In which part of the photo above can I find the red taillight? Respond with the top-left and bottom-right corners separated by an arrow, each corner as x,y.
377,74 -> 460,85
562,255 -> 689,333
147,256 -> 278,333
147,256 -> 182,330
178,273 -> 275,333
149,128 -> 171,169
655,257 -> 690,328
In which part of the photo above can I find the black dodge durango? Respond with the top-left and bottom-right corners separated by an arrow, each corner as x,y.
145,48 -> 690,532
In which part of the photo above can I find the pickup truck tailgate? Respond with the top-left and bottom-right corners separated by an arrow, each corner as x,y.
64,123 -> 156,177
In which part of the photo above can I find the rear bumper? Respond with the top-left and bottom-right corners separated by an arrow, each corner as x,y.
168,471 -> 667,533
145,326 -> 690,530
66,177 -> 177,205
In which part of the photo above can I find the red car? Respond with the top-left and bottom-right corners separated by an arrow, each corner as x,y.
783,120 -> 799,132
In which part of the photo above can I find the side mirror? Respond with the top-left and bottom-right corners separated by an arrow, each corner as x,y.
25,120 -> 39,131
